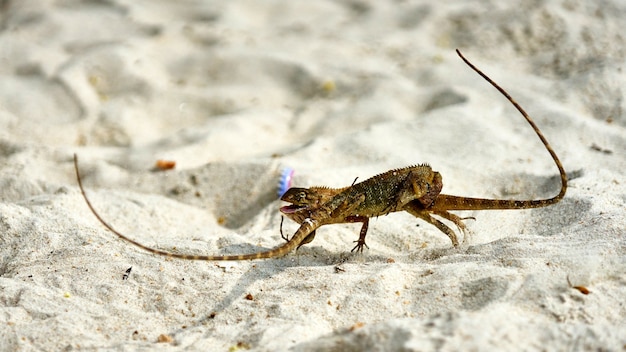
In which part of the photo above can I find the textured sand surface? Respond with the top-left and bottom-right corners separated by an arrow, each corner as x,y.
0,1 -> 625,351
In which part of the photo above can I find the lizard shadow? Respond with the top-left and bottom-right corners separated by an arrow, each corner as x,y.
192,247 -> 332,321
191,243 -> 399,327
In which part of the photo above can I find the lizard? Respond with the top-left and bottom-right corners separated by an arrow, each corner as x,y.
73,49 -> 567,261
278,169 -> 439,253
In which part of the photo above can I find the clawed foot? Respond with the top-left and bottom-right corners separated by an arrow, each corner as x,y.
351,240 -> 369,253
455,216 -> 474,244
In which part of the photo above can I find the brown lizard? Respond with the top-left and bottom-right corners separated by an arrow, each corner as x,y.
74,49 -> 567,261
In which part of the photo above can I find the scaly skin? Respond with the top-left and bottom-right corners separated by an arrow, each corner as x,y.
280,165 -> 442,251
74,49 -> 566,260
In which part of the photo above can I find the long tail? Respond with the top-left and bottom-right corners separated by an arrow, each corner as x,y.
74,154 -> 317,260
431,50 -> 567,211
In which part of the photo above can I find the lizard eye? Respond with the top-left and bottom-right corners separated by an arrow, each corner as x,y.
298,191 -> 306,200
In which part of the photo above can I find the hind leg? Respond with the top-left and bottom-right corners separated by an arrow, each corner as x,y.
431,210 -> 472,244
404,203 -> 460,246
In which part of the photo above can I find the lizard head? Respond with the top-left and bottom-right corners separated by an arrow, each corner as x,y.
280,187 -> 322,213
279,187 -> 339,222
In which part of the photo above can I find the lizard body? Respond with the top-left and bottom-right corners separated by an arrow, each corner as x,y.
74,49 -> 567,260
280,165 -> 441,251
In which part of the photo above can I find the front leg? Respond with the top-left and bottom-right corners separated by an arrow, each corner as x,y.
329,194 -> 371,252
345,216 -> 370,252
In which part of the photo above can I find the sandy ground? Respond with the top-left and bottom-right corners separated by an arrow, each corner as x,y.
0,1 -> 625,351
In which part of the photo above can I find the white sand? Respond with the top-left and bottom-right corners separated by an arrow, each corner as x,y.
1,1 -> 625,350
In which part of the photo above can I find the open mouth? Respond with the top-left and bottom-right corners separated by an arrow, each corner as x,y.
279,204 -> 307,214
